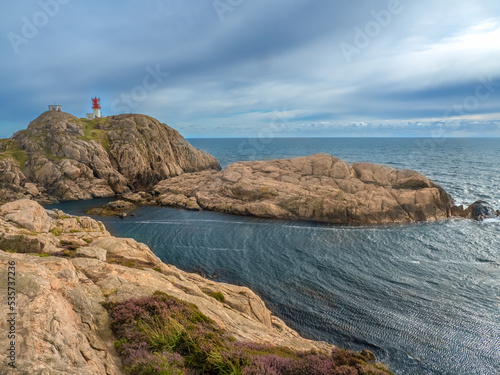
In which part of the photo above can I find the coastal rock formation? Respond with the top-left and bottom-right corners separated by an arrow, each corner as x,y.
154,153 -> 454,225
87,200 -> 136,218
0,111 -> 220,204
0,199 -> 333,374
460,200 -> 498,221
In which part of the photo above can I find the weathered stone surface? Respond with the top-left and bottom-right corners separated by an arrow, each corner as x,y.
24,182 -> 39,196
0,111 -> 220,204
121,192 -> 144,203
0,254 -> 122,375
460,200 -> 497,221
75,246 -> 107,261
0,199 -> 52,232
0,200 -> 109,256
154,153 -> 454,225
87,200 -> 136,217
451,204 -> 465,217
0,200 -> 330,373
158,192 -> 202,210
90,237 -> 161,267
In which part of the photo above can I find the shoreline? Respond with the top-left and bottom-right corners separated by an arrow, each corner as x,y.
0,199 -> 393,374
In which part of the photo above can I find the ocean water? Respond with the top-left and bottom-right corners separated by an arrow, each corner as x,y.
47,138 -> 500,375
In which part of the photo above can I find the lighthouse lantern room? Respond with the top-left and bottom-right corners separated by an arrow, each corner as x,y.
87,97 -> 102,119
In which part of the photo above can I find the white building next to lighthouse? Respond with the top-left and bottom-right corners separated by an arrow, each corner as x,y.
48,104 -> 62,112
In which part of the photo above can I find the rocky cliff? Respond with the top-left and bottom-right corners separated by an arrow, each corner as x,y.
154,153 -> 454,225
0,111 -> 220,204
0,199 -> 341,374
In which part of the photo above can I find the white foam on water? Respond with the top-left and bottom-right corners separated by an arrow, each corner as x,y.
482,218 -> 500,224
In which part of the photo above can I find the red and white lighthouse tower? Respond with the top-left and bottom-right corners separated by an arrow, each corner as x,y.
87,97 -> 102,119
91,97 -> 101,118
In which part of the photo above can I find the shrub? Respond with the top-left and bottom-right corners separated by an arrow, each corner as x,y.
105,293 -> 393,375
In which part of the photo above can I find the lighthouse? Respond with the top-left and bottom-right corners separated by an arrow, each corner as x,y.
87,97 -> 102,119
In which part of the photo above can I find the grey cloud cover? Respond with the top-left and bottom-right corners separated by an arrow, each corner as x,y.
1,0 -> 499,137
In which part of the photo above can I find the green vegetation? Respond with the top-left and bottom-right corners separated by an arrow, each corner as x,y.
10,131 -> 64,162
31,253 -> 50,257
50,227 -> 63,236
208,291 -> 226,303
0,139 -> 28,170
103,289 -> 118,298
106,254 -> 151,270
79,118 -> 110,149
46,152 -> 64,162
105,293 -> 393,375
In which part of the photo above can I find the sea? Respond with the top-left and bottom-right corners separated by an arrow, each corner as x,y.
47,138 -> 500,375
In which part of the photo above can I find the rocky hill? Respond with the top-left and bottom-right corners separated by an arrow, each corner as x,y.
153,153 -> 454,225
0,111 -> 463,226
0,111 -> 220,204
0,200 -> 392,374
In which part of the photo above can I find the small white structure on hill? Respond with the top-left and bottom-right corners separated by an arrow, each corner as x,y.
86,97 -> 102,119
48,104 -> 62,112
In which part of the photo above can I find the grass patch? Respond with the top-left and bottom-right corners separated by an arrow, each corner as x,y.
50,227 -> 63,236
103,289 -> 118,298
105,293 -> 393,375
0,139 -> 28,170
79,119 -> 110,149
31,253 -> 50,257
208,291 -> 225,303
45,151 -> 64,161
10,131 -> 65,162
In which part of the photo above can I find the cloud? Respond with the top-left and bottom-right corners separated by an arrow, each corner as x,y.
0,0 -> 499,138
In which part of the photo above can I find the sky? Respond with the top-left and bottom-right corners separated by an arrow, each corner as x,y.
1,0 -> 500,138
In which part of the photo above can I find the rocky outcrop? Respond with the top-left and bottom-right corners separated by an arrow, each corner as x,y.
0,111 -> 220,204
87,200 -> 136,218
459,200 -> 498,221
0,199 -> 332,374
153,153 -> 454,225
